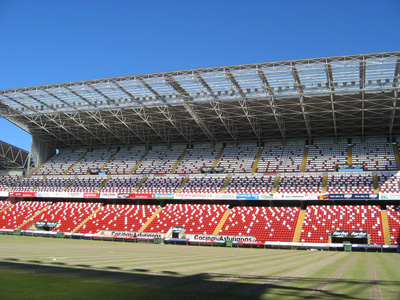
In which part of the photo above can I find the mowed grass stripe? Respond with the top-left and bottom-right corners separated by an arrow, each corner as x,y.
225,253 -> 360,300
174,252 -> 354,300
281,252 -> 399,300
81,247 -> 298,273
103,248 -> 303,273
172,250 -> 338,277
220,252 -> 350,295
321,252 -> 372,299
369,253 -> 400,300
0,236 -> 304,274
368,253 -> 383,300
1,236 -> 400,300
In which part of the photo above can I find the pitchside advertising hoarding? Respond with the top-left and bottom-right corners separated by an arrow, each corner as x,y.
8,191 -> 37,197
380,193 -> 400,200
116,193 -> 155,199
330,230 -> 368,238
94,230 -> 164,239
328,193 -> 379,200
6,191 -> 383,200
185,234 -> 256,242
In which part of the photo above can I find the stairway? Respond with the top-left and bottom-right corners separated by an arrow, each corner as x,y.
292,210 -> 306,242
212,209 -> 231,235
139,208 -> 163,232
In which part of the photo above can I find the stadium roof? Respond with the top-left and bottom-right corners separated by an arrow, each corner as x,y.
0,141 -> 34,171
0,51 -> 399,148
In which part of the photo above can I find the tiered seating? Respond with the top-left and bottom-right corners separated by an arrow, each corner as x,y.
179,175 -> 227,193
136,176 -> 184,193
35,150 -> 85,175
224,175 -> 275,194
305,143 -> 348,172
216,145 -> 259,173
0,200 -> 11,210
105,148 -> 146,174
98,176 -> 143,193
300,205 -> 384,244
77,204 -> 159,234
276,173 -> 323,194
0,174 -> 20,191
64,176 -> 107,193
352,141 -> 397,171
33,176 -> 75,192
20,202 -> 103,232
133,145 -> 186,174
386,205 -> 400,245
173,146 -> 220,174
67,150 -> 112,175
256,144 -> 304,173
145,204 -> 228,234
9,176 -> 43,192
326,172 -> 374,194
378,171 -> 400,193
0,201 -> 51,229
219,206 -> 300,242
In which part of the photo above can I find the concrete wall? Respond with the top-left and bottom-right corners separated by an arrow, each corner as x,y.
30,136 -> 56,169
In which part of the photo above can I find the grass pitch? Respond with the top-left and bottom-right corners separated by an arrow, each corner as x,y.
0,235 -> 399,299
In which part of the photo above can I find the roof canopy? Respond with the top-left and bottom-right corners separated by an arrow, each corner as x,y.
0,51 -> 399,148
0,141 -> 33,171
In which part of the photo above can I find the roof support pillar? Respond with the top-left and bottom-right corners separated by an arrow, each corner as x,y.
30,135 -> 56,169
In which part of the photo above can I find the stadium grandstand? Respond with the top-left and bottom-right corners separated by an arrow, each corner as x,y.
0,51 -> 400,250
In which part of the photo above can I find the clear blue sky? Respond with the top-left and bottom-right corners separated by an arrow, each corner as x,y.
0,0 -> 399,151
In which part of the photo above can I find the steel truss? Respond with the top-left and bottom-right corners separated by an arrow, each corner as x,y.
0,141 -> 33,171
0,51 -> 399,149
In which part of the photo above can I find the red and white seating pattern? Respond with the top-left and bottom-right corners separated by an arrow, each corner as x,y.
224,175 -> 275,194
20,202 -> 102,232
64,176 -> 107,193
352,141 -> 397,171
67,150 -> 113,175
98,176 -> 143,193
0,200 -> 11,210
136,176 -> 184,193
326,173 -> 375,194
35,151 -> 85,175
256,145 -> 304,173
10,176 -> 43,192
300,205 -> 384,244
219,206 -> 300,242
378,172 -> 400,193
105,148 -> 146,175
216,145 -> 259,173
386,205 -> 400,245
173,146 -> 220,174
0,201 -> 51,229
77,204 -> 159,234
0,174 -> 20,191
133,145 -> 186,174
33,176 -> 75,192
305,143 -> 348,172
276,174 -> 323,194
179,175 -> 227,193
145,204 -> 228,234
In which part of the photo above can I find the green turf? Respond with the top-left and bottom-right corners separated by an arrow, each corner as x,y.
0,235 -> 399,299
